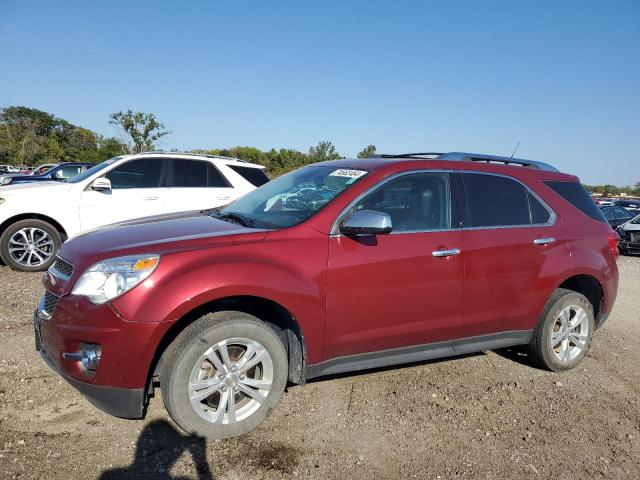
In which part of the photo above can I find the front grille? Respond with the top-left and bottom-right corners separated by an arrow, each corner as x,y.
43,292 -> 59,316
52,257 -> 74,277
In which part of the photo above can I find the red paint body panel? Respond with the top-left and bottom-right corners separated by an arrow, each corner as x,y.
38,158 -> 619,395
325,231 -> 463,358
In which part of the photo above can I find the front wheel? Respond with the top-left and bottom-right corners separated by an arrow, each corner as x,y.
0,219 -> 61,272
529,288 -> 595,371
160,311 -> 288,439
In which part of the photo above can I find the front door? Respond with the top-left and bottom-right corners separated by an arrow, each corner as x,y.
324,172 -> 464,360
79,157 -> 167,231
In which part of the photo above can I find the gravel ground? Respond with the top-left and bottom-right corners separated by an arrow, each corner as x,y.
0,256 -> 639,480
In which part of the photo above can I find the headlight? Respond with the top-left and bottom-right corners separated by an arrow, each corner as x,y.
0,176 -> 12,186
72,255 -> 160,304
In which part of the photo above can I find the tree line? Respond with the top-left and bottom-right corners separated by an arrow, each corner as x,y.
0,106 -> 378,176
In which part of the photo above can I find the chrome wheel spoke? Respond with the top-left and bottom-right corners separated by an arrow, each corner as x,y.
226,390 -> 236,423
189,378 -> 223,402
239,376 -> 272,390
569,310 -> 586,329
559,307 -> 571,327
569,333 -> 587,349
551,330 -> 564,347
238,384 -> 266,404
561,338 -> 570,361
211,390 -> 230,424
238,346 -> 267,374
205,349 -> 226,373
216,340 -> 233,370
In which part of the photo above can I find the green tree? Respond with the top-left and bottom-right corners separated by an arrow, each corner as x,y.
308,141 -> 341,162
357,144 -> 377,158
109,110 -> 170,153
97,136 -> 128,160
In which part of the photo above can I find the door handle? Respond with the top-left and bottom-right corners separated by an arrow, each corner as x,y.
217,196 -> 231,201
533,237 -> 555,245
143,196 -> 159,201
432,248 -> 461,257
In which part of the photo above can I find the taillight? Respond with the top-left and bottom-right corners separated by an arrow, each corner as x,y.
607,231 -> 620,260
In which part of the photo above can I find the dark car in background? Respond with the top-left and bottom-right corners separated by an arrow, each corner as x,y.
613,199 -> 640,213
0,162 -> 94,186
599,205 -> 635,228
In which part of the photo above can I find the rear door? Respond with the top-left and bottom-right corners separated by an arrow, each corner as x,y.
79,157 -> 167,230
455,172 -> 566,346
163,158 -> 235,213
324,171 -> 464,359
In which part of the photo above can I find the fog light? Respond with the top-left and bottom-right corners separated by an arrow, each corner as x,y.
63,343 -> 102,372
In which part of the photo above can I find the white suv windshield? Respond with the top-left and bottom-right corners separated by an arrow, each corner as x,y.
217,165 -> 369,229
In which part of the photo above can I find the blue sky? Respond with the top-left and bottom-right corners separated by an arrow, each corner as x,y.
1,0 -> 638,185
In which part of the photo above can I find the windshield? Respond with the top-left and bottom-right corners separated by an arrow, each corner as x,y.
631,214 -> 640,225
65,156 -> 123,184
218,165 -> 369,229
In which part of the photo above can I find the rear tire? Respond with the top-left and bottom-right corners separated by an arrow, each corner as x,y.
160,311 -> 288,439
0,219 -> 61,272
529,288 -> 595,372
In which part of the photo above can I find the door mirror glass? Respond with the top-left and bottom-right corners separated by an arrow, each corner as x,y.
91,177 -> 112,191
341,209 -> 392,236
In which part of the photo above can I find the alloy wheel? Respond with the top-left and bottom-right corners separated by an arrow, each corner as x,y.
550,305 -> 590,363
7,228 -> 55,268
188,337 -> 274,425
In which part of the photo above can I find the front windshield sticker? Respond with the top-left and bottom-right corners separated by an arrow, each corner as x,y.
328,169 -> 367,183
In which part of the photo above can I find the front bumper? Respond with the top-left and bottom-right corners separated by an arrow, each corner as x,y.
35,309 -> 146,419
619,239 -> 640,254
32,288 -> 171,419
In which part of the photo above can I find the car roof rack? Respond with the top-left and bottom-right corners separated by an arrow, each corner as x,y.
379,151 -> 559,172
136,151 -> 251,163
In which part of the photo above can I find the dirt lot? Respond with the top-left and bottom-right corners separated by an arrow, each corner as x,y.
0,257 -> 639,480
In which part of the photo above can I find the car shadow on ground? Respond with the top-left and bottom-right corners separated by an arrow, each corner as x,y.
98,419 -> 215,480
492,345 -> 537,368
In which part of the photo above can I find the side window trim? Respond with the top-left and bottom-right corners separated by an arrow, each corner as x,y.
460,171 -> 556,230
330,170 -> 456,236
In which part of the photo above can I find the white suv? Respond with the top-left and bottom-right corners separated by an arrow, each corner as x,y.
0,152 -> 269,271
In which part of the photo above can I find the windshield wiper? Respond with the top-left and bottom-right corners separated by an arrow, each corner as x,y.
210,211 -> 254,228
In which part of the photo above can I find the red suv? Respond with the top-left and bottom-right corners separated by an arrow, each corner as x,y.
34,152 -> 619,439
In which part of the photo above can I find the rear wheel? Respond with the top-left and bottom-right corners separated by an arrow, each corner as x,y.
529,288 -> 595,371
160,311 -> 288,439
0,219 -> 61,272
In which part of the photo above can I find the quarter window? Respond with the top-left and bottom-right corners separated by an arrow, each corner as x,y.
350,172 -> 451,232
528,191 -> 551,224
106,158 -> 163,189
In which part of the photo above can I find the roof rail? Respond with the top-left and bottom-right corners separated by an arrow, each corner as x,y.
136,151 -> 251,163
437,152 -> 558,172
378,151 -> 558,172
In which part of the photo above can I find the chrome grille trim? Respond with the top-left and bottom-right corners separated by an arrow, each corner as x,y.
50,257 -> 74,280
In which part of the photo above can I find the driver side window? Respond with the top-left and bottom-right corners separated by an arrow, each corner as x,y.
351,172 -> 451,232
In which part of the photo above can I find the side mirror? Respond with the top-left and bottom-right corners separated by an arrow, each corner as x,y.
340,209 -> 392,236
91,177 -> 112,191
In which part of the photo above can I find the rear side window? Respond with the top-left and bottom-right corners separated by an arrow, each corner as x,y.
228,164 -> 270,187
463,174 -> 531,227
167,159 -> 231,188
544,181 -> 607,223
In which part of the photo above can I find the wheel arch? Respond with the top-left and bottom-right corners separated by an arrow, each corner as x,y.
150,295 -> 308,393
0,213 -> 68,241
555,274 -> 605,327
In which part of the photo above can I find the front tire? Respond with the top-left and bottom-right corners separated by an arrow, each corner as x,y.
529,288 -> 595,371
160,311 -> 288,439
0,219 -> 61,272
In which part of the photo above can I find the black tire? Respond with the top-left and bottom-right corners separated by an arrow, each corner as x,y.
529,288 -> 595,372
0,219 -> 61,272
160,311 -> 288,439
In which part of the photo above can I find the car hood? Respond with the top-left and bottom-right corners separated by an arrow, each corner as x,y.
620,222 -> 640,232
59,210 -> 268,268
0,180 -> 70,193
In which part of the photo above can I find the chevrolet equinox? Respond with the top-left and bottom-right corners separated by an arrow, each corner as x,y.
34,152 -> 619,439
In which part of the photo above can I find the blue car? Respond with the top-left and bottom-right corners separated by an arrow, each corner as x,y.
0,162 -> 94,186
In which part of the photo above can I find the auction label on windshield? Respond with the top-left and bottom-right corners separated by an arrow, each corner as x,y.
329,169 -> 367,179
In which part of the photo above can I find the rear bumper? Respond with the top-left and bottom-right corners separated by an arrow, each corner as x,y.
38,342 -> 146,419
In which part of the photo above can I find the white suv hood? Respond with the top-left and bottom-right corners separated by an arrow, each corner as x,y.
0,181 -> 73,195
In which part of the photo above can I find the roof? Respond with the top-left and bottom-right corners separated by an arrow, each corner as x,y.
133,151 -> 265,168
